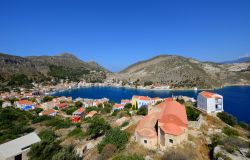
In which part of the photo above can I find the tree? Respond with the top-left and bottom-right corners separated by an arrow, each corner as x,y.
124,103 -> 132,109
137,106 -> 148,116
75,101 -> 83,108
39,129 -> 57,142
144,81 -> 153,86
28,141 -> 61,160
86,116 -> 111,139
43,96 -> 54,102
97,128 -> 130,153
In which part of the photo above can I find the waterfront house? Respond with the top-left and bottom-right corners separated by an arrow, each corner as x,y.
197,91 -> 223,114
0,132 -> 41,160
113,104 -> 124,111
121,99 -> 131,105
137,96 -> 151,109
135,101 -> 188,150
15,100 -> 35,111
132,95 -> 151,109
39,109 -> 57,116
72,107 -> 85,123
85,111 -> 97,118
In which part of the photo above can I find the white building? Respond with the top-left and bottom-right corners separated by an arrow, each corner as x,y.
197,91 -> 223,113
0,132 -> 41,160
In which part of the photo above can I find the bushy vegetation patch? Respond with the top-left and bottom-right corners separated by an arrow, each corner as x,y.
112,154 -> 144,160
32,115 -> 52,124
68,128 -> 85,139
85,106 -> 99,113
121,121 -> 129,128
137,106 -> 147,116
185,106 -> 200,121
0,107 -> 35,144
45,117 -> 72,129
217,112 -> 237,126
97,128 -> 130,153
222,127 -> 239,137
28,130 -> 81,160
86,116 -> 111,139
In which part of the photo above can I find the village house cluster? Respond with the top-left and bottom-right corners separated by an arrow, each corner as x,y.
0,89 -> 224,156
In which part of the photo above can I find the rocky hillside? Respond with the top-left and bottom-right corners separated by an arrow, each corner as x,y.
0,53 -> 109,87
114,55 -> 250,89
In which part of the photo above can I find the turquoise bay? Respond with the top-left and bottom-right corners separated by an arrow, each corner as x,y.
54,86 -> 250,123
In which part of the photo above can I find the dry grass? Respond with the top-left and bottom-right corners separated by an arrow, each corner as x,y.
205,114 -> 225,129
125,123 -> 137,134
117,141 -> 161,160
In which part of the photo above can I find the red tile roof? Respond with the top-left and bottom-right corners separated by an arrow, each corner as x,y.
86,111 -> 97,117
121,99 -> 131,103
113,104 -> 124,109
200,91 -> 222,98
56,103 -> 68,108
42,109 -> 57,115
76,107 -> 85,113
136,101 -> 188,138
17,100 -> 34,105
138,96 -> 151,101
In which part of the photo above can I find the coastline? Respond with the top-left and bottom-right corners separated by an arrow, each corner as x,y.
50,83 -> 250,95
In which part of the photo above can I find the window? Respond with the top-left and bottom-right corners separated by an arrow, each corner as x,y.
144,140 -> 147,144
169,139 -> 173,144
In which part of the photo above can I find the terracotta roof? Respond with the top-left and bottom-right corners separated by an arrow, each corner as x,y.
17,100 -> 34,105
56,103 -> 68,108
199,91 -> 222,98
86,111 -> 97,117
42,109 -> 57,115
113,104 -> 124,109
76,107 -> 85,113
121,99 -> 131,103
137,96 -> 151,101
160,123 -> 183,136
136,101 -> 188,138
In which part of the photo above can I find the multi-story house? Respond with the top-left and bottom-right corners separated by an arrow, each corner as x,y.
197,91 -> 223,113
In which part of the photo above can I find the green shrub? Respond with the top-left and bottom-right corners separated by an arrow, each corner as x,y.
75,101 -> 83,108
85,106 -> 99,113
86,116 -> 110,139
124,103 -> 132,109
239,121 -> 250,130
121,121 -> 129,128
222,127 -> 239,137
137,107 -> 147,116
32,115 -> 52,124
39,129 -> 57,142
68,128 -> 85,139
45,117 -> 72,129
112,154 -> 144,160
43,96 -> 54,102
51,145 -> 82,160
185,106 -> 200,121
97,128 -> 130,153
217,112 -> 237,126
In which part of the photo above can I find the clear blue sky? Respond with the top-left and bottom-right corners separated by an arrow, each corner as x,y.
1,0 -> 250,72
